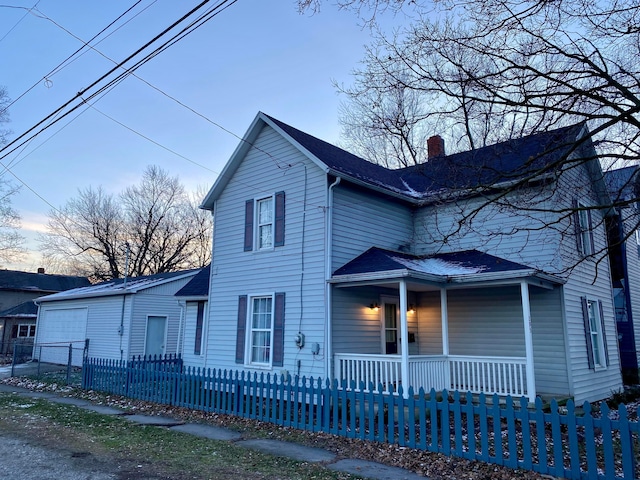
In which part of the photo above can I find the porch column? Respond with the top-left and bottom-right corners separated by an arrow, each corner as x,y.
440,288 -> 449,356
399,279 -> 410,399
520,281 -> 536,402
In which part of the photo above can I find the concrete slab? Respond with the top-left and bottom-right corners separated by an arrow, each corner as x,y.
122,414 -> 184,427
328,459 -> 428,480
81,404 -> 126,415
237,439 -> 337,463
49,397 -> 90,407
170,423 -> 242,441
0,383 -> 33,394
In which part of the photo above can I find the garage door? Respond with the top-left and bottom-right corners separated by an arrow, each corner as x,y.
36,307 -> 88,366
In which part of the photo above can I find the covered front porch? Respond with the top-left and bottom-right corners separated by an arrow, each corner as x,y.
328,248 -> 565,402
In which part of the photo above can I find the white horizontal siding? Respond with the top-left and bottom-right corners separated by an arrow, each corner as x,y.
414,183 -> 562,272
128,293 -> 183,358
529,286 -> 569,397
332,186 -> 413,271
416,291 -> 443,355
446,287 -> 525,357
554,161 -> 622,403
38,296 -> 131,362
207,124 -> 327,380
181,301 -> 207,367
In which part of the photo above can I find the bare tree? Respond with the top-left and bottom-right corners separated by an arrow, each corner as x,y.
299,0 -> 640,273
0,87 -> 25,266
0,86 -> 10,146
41,166 -> 211,281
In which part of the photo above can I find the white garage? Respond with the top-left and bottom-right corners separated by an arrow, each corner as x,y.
35,269 -> 201,367
35,307 -> 88,365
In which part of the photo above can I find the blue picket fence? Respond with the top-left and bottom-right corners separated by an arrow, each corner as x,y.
82,356 -> 639,480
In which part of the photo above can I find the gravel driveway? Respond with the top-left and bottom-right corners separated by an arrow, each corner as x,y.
0,434 -> 116,480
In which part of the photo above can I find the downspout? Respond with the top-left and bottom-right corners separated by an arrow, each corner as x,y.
177,300 -> 186,356
325,176 -> 341,381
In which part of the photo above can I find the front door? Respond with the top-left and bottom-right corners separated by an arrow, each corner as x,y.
382,298 -> 399,354
145,316 -> 166,357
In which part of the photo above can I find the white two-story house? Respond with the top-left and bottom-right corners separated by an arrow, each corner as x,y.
192,112 -> 622,404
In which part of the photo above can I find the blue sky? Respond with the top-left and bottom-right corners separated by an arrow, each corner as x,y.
0,0 -> 403,271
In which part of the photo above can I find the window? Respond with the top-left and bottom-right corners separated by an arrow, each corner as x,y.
236,293 -> 285,367
244,192 -> 285,251
17,324 -> 36,338
257,197 -> 274,249
581,297 -> 609,369
249,296 -> 273,364
575,200 -> 594,256
194,301 -> 206,356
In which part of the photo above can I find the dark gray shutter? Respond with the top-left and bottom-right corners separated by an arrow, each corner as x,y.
581,296 -> 595,370
272,292 -> 285,367
194,301 -> 205,355
274,191 -> 285,247
235,296 -> 247,364
244,200 -> 254,251
587,209 -> 595,255
573,199 -> 583,255
598,300 -> 610,366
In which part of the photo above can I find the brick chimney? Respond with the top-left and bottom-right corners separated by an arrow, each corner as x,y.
427,135 -> 445,159
37,267 -> 45,274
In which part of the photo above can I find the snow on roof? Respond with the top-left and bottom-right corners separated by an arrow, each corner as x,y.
390,256 -> 486,275
38,269 -> 198,302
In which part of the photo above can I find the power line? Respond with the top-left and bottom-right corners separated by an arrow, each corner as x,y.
0,0 -> 225,161
0,1 -> 39,44
0,1 -> 148,115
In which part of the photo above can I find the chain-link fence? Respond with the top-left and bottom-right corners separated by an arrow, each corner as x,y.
2,341 -> 88,386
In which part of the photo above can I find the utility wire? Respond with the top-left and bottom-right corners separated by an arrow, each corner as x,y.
0,1 -> 39,44
0,0 -> 221,161
0,0 -> 148,115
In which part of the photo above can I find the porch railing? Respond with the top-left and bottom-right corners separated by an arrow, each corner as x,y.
449,355 -> 527,397
334,353 -> 528,398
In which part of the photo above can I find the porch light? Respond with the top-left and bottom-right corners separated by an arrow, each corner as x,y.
408,304 -> 416,314
369,302 -> 380,311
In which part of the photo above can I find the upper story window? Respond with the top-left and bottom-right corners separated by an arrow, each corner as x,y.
581,297 -> 609,370
244,192 -> 285,252
574,200 -> 594,256
257,197 -> 274,249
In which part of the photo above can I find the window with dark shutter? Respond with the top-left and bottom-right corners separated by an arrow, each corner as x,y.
244,200 -> 254,251
582,296 -> 608,369
274,191 -> 285,247
194,301 -> 205,355
582,296 -> 595,370
598,300 -> 610,367
272,292 -> 285,367
235,296 -> 247,364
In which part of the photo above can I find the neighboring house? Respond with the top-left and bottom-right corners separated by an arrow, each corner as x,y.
195,112 -> 622,404
0,268 -> 90,355
175,265 -> 210,368
35,269 -> 200,366
604,165 -> 640,384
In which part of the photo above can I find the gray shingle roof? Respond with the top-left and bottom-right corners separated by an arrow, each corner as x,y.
175,265 -> 210,297
333,247 -> 533,278
0,270 -> 90,293
266,113 -> 587,202
0,300 -> 37,317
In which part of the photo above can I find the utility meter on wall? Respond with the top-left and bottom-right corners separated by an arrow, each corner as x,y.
294,332 -> 305,348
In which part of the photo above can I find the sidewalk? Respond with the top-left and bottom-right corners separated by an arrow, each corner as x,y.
0,382 -> 427,480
